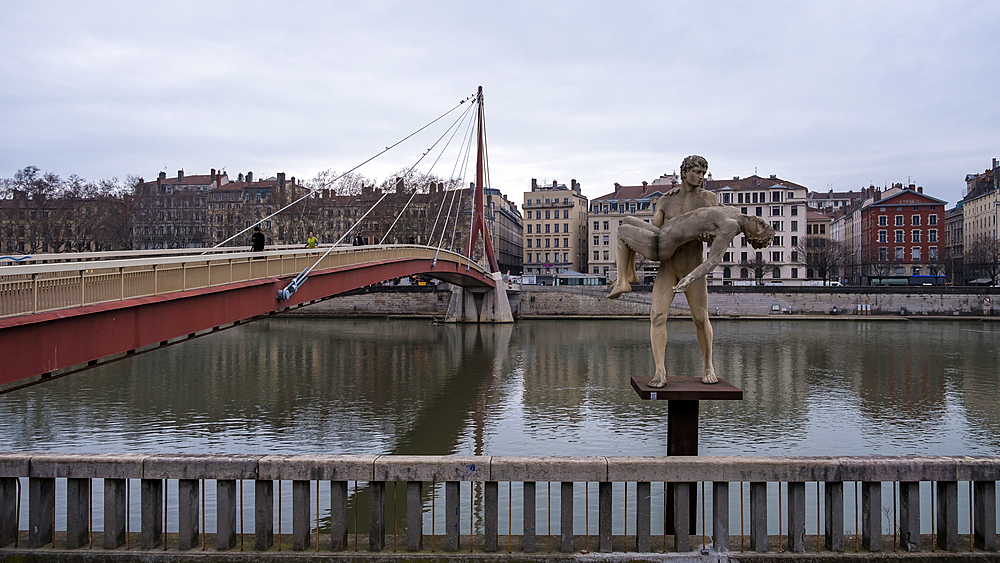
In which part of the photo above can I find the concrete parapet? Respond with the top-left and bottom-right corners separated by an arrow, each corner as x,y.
374,455 -> 489,482
492,456 -> 606,482
607,456 -> 724,482
30,452 -> 145,479
143,453 -> 259,480
257,454 -> 377,480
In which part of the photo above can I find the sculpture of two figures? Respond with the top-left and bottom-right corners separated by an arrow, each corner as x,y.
607,155 -> 774,387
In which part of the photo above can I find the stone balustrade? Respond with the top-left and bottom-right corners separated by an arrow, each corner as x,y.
0,453 -> 997,559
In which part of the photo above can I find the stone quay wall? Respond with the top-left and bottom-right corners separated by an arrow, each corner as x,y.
282,285 -> 1000,319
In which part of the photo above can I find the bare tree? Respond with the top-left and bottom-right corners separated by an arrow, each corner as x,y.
863,244 -> 895,285
965,237 -> 1000,284
740,252 -> 771,286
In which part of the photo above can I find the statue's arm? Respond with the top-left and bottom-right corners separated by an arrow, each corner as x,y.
673,222 -> 739,293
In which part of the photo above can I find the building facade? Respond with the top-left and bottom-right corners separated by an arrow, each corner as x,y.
522,179 -> 589,280
859,186 -> 947,282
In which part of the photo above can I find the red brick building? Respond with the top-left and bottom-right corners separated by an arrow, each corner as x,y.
860,188 -> 948,282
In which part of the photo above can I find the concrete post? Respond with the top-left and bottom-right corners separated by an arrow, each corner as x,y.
598,482 -> 612,553
368,481 -> 385,552
523,481 -> 536,552
177,479 -> 199,550
28,477 -> 54,548
973,480 -> 997,551
216,480 -> 237,551
330,481 -> 347,551
484,481 -> 498,552
787,482 -> 805,553
561,481 -> 574,552
861,481 -> 881,551
445,481 -> 460,551
635,481 -> 650,552
140,478 -> 162,549
66,478 -> 91,549
673,479 -> 691,552
824,481 -> 844,551
254,480 -> 273,551
406,481 -> 422,551
0,478 -> 15,548
749,482 -> 767,552
712,481 -> 729,552
899,481 -> 920,552
292,480 -> 310,551
103,478 -> 126,549
935,481 -> 958,551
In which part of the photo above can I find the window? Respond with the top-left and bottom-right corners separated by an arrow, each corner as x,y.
791,236 -> 798,246
563,223 -> 569,233
791,251 -> 798,261
563,210 -> 569,219
771,206 -> 781,216
553,238 -> 559,248
895,230 -> 904,243
912,215 -> 920,226
929,214 -> 937,225
723,193 -> 732,203
602,235 -> 610,245
602,221 -> 609,230
723,267 -> 732,278
593,251 -> 599,260
593,236 -> 599,246
545,210 -> 551,219
535,253 -> 541,263
879,215 -> 887,226
912,230 -> 920,243
773,267 -> 781,278
773,236 -> 781,246
791,268 -> 798,278
752,193 -> 758,203
790,220 -> 798,231
912,247 -> 920,261
820,224 -> 825,234
724,252 -> 732,262
771,251 -> 782,261
879,247 -> 887,261
895,215 -> 904,226
527,224 -> 532,234
929,247 -> 938,260
593,221 -> 599,231
545,239 -> 550,248
602,251 -> 609,260
563,252 -> 569,262
740,267 -> 749,278
545,253 -> 550,263
756,207 -> 763,217
929,230 -> 937,243
895,247 -> 904,260
554,254 -> 559,263
545,199 -> 550,204
791,205 -> 798,216
527,239 -> 532,248
912,266 -> 921,276
741,237 -> 747,247
741,207 -> 748,215
772,221 -> 782,232
741,251 -> 748,261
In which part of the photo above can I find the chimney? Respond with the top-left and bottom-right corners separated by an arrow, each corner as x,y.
531,178 -> 538,190
290,177 -> 295,186
733,176 -> 740,180
571,179 -> 578,191
238,173 -> 244,182
277,172 -> 285,189
177,169 -> 184,182
158,171 -> 166,181
770,174 -> 777,179
993,158 -> 997,169
552,180 -> 558,188
874,188 -> 881,201
395,177 -> 403,193
917,186 -> 923,194
246,171 -> 253,184
210,168 -> 216,181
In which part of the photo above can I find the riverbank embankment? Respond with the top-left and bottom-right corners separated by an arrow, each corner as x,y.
280,284 -> 1000,320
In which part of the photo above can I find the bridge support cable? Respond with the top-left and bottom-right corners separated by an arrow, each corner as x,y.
279,93 -> 480,302
209,94 -> 475,254
381,102 -> 476,245
432,119 -> 477,268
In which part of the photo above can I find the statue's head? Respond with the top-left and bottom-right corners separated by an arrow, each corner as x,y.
745,216 -> 775,249
680,155 -> 708,177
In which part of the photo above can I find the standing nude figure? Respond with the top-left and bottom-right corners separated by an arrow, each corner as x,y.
607,155 -> 720,386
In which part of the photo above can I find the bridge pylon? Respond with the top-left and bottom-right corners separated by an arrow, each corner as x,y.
444,272 -> 513,323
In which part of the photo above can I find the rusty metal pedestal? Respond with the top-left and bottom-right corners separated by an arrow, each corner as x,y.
631,376 -> 743,534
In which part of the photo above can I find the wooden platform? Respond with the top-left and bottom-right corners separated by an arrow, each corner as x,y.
630,376 -> 743,401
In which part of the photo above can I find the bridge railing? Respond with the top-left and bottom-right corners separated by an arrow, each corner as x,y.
0,246 -> 485,319
0,453 -> 996,556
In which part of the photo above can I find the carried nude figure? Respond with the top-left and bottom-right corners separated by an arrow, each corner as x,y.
607,155 -> 772,387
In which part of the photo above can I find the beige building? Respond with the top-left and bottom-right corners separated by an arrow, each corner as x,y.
522,179 -> 589,281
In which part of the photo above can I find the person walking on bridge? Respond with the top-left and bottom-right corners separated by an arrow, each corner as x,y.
251,226 -> 265,252
306,231 -> 318,249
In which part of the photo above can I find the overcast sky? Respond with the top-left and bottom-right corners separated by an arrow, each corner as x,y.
2,1 -> 998,207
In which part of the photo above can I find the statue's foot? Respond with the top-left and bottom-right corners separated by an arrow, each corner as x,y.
701,369 -> 718,384
607,281 -> 631,299
649,371 -> 667,388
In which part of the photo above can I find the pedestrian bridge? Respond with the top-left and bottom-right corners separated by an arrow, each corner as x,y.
0,245 -> 511,390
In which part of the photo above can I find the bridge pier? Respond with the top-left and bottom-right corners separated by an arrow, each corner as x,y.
444,273 -> 513,323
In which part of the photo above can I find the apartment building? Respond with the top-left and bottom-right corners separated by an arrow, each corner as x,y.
522,179 -> 589,281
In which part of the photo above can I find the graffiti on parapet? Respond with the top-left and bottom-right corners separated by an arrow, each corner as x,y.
0,256 -> 32,263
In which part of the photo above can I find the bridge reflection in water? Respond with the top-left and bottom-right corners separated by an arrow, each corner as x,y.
1,318 -> 998,553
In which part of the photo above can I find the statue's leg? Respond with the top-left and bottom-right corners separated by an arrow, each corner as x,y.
685,277 -> 717,384
609,224 -> 657,299
607,240 -> 635,299
648,271 -> 677,388
622,217 -> 653,284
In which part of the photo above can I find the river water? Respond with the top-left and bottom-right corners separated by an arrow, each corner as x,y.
2,318 -> 998,537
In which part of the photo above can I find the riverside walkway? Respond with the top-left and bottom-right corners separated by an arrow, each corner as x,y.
0,453 -> 996,561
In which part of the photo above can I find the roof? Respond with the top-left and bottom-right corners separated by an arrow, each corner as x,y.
592,184 -> 665,202
873,189 -> 948,207
706,174 -> 807,192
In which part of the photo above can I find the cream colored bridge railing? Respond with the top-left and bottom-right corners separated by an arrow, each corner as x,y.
0,245 -> 486,319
